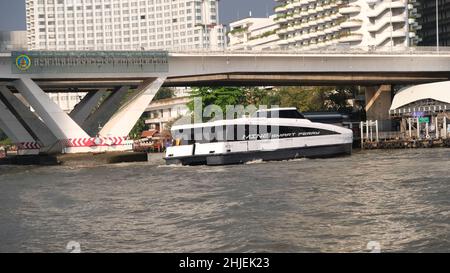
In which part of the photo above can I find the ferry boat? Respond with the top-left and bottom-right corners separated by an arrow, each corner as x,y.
165,108 -> 353,166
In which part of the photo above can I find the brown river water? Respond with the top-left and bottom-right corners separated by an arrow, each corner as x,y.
0,148 -> 449,252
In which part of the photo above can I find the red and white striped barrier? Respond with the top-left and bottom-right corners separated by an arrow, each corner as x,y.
17,142 -> 41,150
64,136 -> 128,147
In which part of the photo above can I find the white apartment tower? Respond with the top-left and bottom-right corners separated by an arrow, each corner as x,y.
228,15 -> 280,50
274,0 -> 420,50
26,0 -> 226,51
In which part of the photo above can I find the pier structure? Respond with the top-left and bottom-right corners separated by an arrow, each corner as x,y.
361,81 -> 450,149
1,49 -> 450,155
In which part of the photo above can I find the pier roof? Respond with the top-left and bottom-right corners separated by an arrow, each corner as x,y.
390,81 -> 450,110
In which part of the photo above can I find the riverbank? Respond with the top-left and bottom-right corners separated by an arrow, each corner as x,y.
0,154 -> 59,166
362,138 -> 450,149
0,151 -> 151,166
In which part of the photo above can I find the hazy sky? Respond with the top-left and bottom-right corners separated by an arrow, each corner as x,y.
0,0 -> 276,31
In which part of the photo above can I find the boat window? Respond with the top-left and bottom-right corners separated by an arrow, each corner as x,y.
173,125 -> 339,144
225,125 -> 246,141
276,126 -> 338,137
255,110 -> 305,119
245,126 -> 339,140
278,110 -> 305,119
198,126 -> 224,143
245,125 -> 273,140
172,128 -> 195,145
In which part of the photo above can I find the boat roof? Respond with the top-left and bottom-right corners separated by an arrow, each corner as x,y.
171,116 -> 312,131
255,107 -> 298,112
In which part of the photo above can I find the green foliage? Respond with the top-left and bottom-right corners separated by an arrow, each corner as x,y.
187,86 -> 355,122
0,129 -> 12,146
0,138 -> 12,146
328,86 -> 357,112
129,116 -> 147,140
154,87 -> 175,101
278,86 -> 330,112
277,86 -> 354,112
228,27 -> 248,35
0,129 -> 7,141
245,87 -> 281,107
187,87 -> 248,121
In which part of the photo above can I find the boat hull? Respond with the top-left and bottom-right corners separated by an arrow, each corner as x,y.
165,143 -> 352,166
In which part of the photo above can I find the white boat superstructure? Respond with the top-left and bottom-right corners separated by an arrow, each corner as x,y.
165,108 -> 353,165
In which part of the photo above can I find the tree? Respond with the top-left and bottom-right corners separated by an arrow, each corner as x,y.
328,86 -> 357,112
187,85 -> 356,122
187,87 -> 248,122
129,116 -> 147,140
154,87 -> 175,100
276,86 -> 354,112
245,87 -> 281,107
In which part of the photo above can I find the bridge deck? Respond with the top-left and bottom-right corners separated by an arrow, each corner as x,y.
1,49 -> 450,90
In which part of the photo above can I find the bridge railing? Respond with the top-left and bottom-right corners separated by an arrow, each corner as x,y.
2,46 -> 450,56
168,46 -> 450,55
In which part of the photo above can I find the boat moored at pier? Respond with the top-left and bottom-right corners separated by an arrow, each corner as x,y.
165,108 -> 353,166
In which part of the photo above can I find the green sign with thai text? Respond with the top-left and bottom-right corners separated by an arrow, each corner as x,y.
419,117 -> 430,124
12,51 -> 168,74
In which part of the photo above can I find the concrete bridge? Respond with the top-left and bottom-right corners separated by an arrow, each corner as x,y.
1,48 -> 450,155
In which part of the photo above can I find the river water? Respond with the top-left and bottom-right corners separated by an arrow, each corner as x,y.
0,148 -> 449,253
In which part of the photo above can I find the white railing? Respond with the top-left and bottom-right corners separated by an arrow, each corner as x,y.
2,46 -> 450,56
166,46 -> 450,56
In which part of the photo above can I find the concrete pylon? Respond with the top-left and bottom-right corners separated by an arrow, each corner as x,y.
0,86 -> 58,152
14,78 -> 90,140
70,89 -> 107,126
81,86 -> 129,137
99,77 -> 165,138
0,100 -> 39,155
365,85 -> 392,131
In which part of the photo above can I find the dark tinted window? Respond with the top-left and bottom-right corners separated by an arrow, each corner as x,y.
256,110 -> 305,119
279,110 -> 305,119
173,124 -> 337,144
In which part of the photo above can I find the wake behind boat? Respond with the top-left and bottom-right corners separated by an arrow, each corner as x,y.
165,108 -> 353,166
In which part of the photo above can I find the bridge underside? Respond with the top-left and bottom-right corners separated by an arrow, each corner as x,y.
1,72 -> 449,92
164,72 -> 450,87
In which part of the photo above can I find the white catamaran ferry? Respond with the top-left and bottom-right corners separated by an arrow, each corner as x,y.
165,108 -> 353,166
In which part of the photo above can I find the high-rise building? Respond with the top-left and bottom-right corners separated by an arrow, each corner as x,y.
228,15 -> 280,50
0,31 -> 28,52
274,0 -> 420,50
26,0 -> 226,51
417,0 -> 450,47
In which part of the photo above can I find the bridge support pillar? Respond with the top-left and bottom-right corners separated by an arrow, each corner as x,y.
0,100 -> 39,155
365,85 -> 392,131
7,78 -> 165,154
63,78 -> 165,154
14,78 -> 91,152
0,86 -> 59,154
81,86 -> 129,137
99,78 -> 165,138
70,89 -> 107,126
